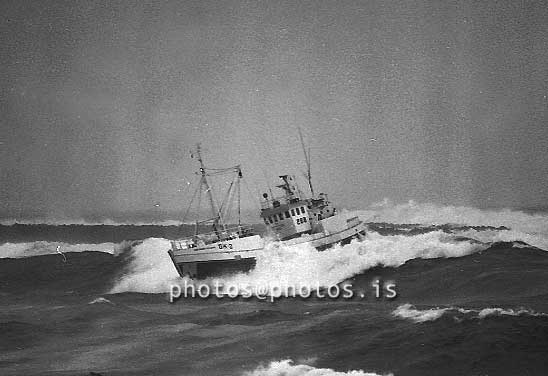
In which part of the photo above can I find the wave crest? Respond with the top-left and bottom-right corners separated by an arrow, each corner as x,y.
358,200 -> 548,236
109,231 -> 485,294
210,231 -> 484,295
0,241 -> 129,259
108,238 -> 180,294
243,359 -> 392,376
393,303 -> 548,323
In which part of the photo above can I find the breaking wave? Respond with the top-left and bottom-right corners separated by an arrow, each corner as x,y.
452,228 -> 548,251
243,359 -> 392,376
108,238 -> 180,294
393,303 -> 548,323
213,231 -> 484,295
0,218 -> 186,226
0,241 -> 126,259
6,202 -> 546,295
109,231 -> 485,294
357,200 -> 548,236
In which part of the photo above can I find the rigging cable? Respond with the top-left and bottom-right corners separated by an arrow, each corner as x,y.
181,179 -> 201,224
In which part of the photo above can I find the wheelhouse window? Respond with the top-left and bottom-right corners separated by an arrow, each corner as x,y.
279,213 -> 284,221
291,209 -> 295,216
285,211 -> 290,218
295,207 -> 300,215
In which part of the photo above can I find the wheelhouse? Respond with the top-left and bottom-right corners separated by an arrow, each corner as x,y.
260,175 -> 337,240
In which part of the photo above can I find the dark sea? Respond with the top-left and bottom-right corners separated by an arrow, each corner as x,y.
1,204 -> 548,376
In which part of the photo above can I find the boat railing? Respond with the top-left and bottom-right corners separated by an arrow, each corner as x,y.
171,224 -> 255,251
211,224 -> 255,240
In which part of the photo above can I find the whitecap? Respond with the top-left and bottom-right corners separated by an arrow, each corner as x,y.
243,359 -> 392,376
88,297 -> 114,305
392,304 -> 547,323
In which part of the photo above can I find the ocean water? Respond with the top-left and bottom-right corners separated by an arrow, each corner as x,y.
1,202 -> 548,376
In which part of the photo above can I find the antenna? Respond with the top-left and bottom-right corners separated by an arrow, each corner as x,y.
297,127 -> 314,197
262,169 -> 274,199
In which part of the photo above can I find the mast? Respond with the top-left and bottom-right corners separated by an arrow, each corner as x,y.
237,166 -> 242,229
194,144 -> 223,236
298,127 -> 315,197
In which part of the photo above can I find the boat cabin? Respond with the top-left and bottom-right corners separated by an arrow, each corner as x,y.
260,175 -> 337,240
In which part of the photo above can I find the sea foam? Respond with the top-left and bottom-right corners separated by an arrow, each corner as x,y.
109,230 -> 484,294
356,199 -> 548,236
0,241 -> 123,259
108,238 -> 181,294
243,359 -> 392,376
393,303 -> 548,323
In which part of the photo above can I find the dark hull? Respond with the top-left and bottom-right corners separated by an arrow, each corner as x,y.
179,257 -> 256,279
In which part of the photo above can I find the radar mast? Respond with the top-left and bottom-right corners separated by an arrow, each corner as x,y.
298,127 -> 314,197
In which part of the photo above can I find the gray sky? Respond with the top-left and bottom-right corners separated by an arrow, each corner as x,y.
1,0 -> 547,222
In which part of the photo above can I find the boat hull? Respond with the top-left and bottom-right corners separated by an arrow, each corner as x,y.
169,220 -> 367,279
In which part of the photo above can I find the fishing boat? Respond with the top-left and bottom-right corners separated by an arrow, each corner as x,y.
168,135 -> 366,279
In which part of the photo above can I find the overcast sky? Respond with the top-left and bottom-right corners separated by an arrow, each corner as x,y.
1,0 -> 547,222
